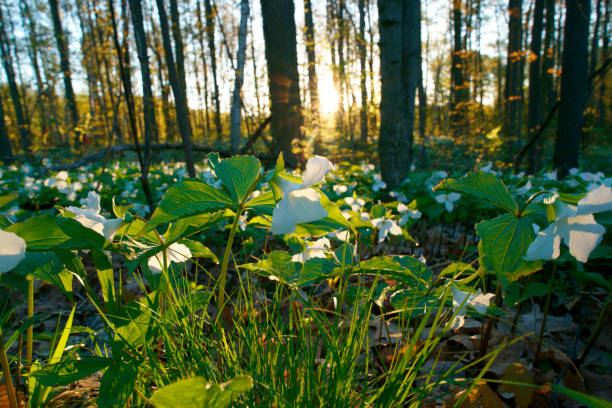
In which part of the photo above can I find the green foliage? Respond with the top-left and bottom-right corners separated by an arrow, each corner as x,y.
147,179 -> 234,231
208,153 -> 261,203
434,171 -> 519,214
151,376 -> 253,408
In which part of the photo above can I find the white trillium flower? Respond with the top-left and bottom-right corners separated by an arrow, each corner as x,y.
65,191 -> 123,242
396,202 -> 421,225
345,197 -> 365,212
543,170 -> 558,181
390,190 -> 408,203
434,192 -> 461,212
333,184 -> 348,195
516,180 -> 532,195
450,286 -> 495,329
525,185 -> 612,263
372,218 -> 403,242
291,237 -> 331,262
270,156 -> 334,235
372,174 -> 387,192
0,229 -> 26,273
148,242 -> 193,274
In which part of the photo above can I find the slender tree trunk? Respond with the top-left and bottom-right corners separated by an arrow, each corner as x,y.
108,0 -> 154,212
0,91 -> 14,161
155,0 -> 196,177
129,0 -> 158,188
417,0 -> 426,147
451,0 -> 468,140
378,0 -> 419,189
597,0 -> 608,127
526,0 -> 545,173
230,0 -> 249,153
0,6 -> 30,152
542,0 -> 556,111
504,0 -> 524,159
169,0 -> 187,95
250,12 -> 262,118
336,0 -> 346,135
21,0 -> 50,137
149,16 -> 175,143
204,0 -> 223,141
554,0 -> 590,177
260,0 -> 304,165
358,0 -> 368,144
195,0 -> 211,135
304,0 -> 321,152
49,0 -> 79,144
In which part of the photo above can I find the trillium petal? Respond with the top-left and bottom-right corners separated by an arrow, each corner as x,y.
554,201 -> 577,220
102,219 -> 124,242
167,242 -> 193,264
82,191 -> 102,213
448,192 -> 461,202
301,156 -> 334,187
291,188 -> 328,225
577,185 -> 612,215
524,222 -> 562,261
434,194 -> 446,204
0,230 -> 26,273
561,215 -> 606,263
270,196 -> 298,235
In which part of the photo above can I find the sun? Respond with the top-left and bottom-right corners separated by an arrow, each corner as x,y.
318,69 -> 339,115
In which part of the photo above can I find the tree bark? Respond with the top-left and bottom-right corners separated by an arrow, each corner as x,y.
155,0 -> 196,177
597,0 -> 609,127
0,6 -> 30,152
526,0 -> 545,173
554,0 -> 590,177
260,0 -> 304,166
378,0 -> 419,189
304,0 -> 321,152
541,0 -> 556,111
129,0 -> 158,176
504,0 -> 524,158
358,0 -> 368,144
49,0 -> 79,144
450,0 -> 468,140
204,0 -> 223,141
195,0 -> 211,136
169,0 -> 187,95
230,0 -> 250,153
0,91 -> 14,161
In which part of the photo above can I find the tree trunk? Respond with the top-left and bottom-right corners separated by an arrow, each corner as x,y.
358,0 -> 368,144
260,0 -> 304,165
129,0 -> 158,176
21,0 -> 51,137
542,0 -> 556,110
49,0 -> 79,144
195,0 -> 211,135
0,91 -> 14,161
417,0 -> 426,147
0,6 -> 30,152
378,0 -> 419,189
155,0 -> 196,177
250,12 -> 262,118
554,0 -> 590,177
597,0 -> 608,127
169,0 -> 187,95
526,0 -> 545,173
504,0 -> 524,159
304,0 -> 321,152
451,0 -> 468,140
230,0 -> 249,153
204,0 -> 223,141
